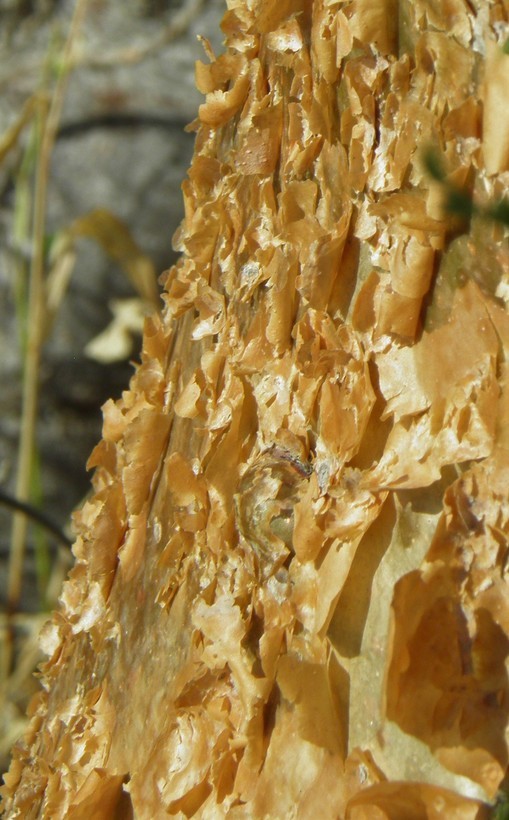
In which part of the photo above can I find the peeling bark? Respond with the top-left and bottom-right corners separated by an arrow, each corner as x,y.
2,1 -> 509,817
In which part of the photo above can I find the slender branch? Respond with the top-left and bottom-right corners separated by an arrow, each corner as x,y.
56,112 -> 190,138
0,487 -> 72,550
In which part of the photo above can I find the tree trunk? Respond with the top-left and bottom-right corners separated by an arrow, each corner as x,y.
3,1 -> 509,817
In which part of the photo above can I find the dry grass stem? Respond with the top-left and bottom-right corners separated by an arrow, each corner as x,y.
6,0 -> 89,656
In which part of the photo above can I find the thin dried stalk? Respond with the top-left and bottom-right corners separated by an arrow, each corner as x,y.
1,0 -> 89,762
7,0 -> 89,623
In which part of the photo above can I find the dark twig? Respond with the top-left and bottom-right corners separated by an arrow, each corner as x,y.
0,486 -> 72,549
57,112 -> 190,139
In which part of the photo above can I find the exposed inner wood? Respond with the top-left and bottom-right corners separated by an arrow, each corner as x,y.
2,0 -> 509,817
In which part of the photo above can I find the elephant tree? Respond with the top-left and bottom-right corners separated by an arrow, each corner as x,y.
3,0 -> 509,816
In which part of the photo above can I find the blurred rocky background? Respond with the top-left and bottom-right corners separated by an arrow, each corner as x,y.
0,0 -> 224,766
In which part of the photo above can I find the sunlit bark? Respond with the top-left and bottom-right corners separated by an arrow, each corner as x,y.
3,1 -> 509,817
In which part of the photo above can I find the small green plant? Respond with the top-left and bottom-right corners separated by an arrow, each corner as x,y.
423,146 -> 509,227
490,791 -> 509,819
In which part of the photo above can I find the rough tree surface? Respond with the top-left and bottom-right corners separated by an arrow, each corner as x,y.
2,0 -> 509,817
